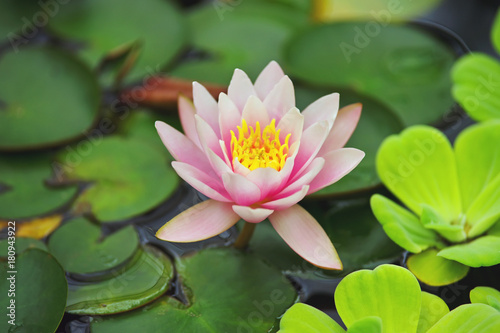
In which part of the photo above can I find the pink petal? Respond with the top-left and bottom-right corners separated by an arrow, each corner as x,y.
269,204 -> 342,270
246,167 -> 284,200
308,148 -> 365,194
232,159 -> 251,176
232,205 -> 274,223
263,75 -> 295,121
206,148 -> 232,177
172,162 -> 231,202
301,93 -> 339,130
218,93 -> 242,150
262,185 -> 309,210
155,121 -> 212,172
178,95 -> 201,148
254,61 -> 285,100
241,95 -> 270,127
195,115 -> 223,158
193,82 -> 220,133
222,172 -> 261,206
319,103 -> 362,156
156,200 -> 239,242
228,69 -> 257,111
291,120 -> 330,177
277,107 -> 304,145
282,157 -> 325,195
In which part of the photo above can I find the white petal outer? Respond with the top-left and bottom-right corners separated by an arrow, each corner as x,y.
261,185 -> 310,210
263,75 -> 295,121
206,148 -> 232,177
195,115 -> 223,158
318,103 -> 363,156
218,93 -> 242,151
193,82 -> 220,133
228,69 -> 257,111
178,95 -> 201,148
222,172 -> 262,206
277,107 -> 304,146
241,95 -> 270,127
156,200 -> 240,242
171,162 -> 231,202
307,148 -> 365,195
246,167 -> 284,200
281,157 -> 325,195
232,205 -> 274,223
301,92 -> 339,130
254,61 -> 286,100
155,121 -> 213,174
269,204 -> 342,270
291,120 -> 330,178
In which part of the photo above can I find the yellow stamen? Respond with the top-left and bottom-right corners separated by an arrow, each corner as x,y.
230,119 -> 290,171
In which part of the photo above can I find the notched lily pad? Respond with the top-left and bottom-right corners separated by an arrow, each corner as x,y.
66,245 -> 173,315
91,248 -> 297,332
48,217 -> 139,275
0,46 -> 100,150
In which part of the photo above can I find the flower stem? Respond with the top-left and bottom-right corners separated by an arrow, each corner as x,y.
233,222 -> 257,249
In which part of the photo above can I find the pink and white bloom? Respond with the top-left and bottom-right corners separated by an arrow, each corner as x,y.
155,61 -> 364,270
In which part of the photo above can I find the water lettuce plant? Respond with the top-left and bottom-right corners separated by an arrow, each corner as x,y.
155,61 -> 365,269
278,265 -> 500,332
452,9 -> 500,122
370,121 -> 500,286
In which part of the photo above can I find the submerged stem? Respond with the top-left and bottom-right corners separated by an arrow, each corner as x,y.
233,222 -> 257,249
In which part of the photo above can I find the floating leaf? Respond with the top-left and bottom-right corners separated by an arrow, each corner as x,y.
91,248 -> 297,332
16,214 -> 62,239
0,153 -> 78,220
57,137 -> 179,222
407,249 -> 469,286
0,46 -> 100,150
0,1 -> 40,43
48,217 -> 139,274
0,249 -> 67,332
278,303 -> 345,333
66,245 -> 173,315
437,236 -> 500,267
427,304 -> 500,333
284,23 -> 455,126
48,0 -> 187,85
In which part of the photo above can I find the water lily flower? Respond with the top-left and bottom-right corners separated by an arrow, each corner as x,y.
155,61 -> 365,270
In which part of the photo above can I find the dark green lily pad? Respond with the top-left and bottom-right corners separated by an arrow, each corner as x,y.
0,249 -> 67,333
57,137 -> 179,222
284,23 -> 456,126
48,217 -> 139,274
48,0 -> 186,85
66,245 -> 173,315
0,1 -> 40,44
0,237 -> 47,256
91,248 -> 297,332
0,153 -> 78,220
0,46 -> 100,150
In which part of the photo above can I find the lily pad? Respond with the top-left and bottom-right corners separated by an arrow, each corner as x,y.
0,46 -> 100,150
0,1 -> 40,44
48,217 -> 139,275
0,153 -> 78,220
66,245 -> 173,315
0,249 -> 67,333
91,248 -> 297,332
48,0 -> 186,85
57,137 -> 179,222
284,23 -> 456,126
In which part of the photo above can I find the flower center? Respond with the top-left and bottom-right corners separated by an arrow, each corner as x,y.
230,118 -> 290,171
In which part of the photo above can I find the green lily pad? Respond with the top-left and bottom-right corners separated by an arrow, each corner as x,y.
0,237 -> 47,256
407,248 -> 469,286
0,46 -> 100,150
452,53 -> 500,122
427,304 -> 500,333
437,236 -> 500,267
48,0 -> 187,85
284,23 -> 455,126
91,248 -> 297,332
66,245 -> 173,315
0,249 -> 67,333
278,303 -> 345,333
470,287 -> 500,311
0,153 -> 78,220
57,137 -> 179,222
48,217 -> 139,274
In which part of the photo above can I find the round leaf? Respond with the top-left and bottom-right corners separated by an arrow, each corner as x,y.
66,245 -> 173,315
0,46 -> 100,150
48,217 -> 139,274
407,249 -> 469,286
